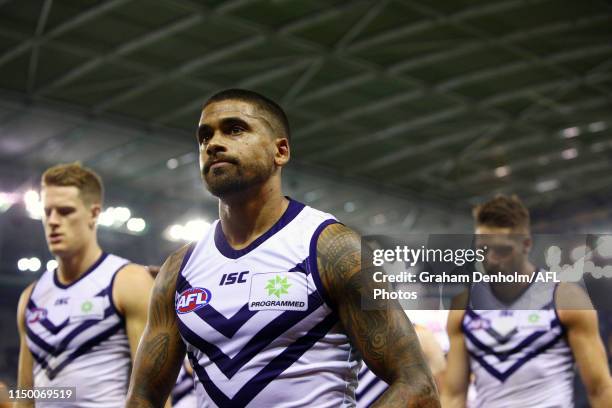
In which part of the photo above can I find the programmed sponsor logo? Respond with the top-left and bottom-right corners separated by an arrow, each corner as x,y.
176,287 -> 212,314
250,300 -> 307,308
249,272 -> 308,311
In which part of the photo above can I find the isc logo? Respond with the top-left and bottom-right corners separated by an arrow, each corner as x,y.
176,287 -> 212,314
219,271 -> 249,286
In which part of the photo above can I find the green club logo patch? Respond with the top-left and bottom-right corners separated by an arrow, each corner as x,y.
249,272 -> 307,311
528,313 -> 540,323
81,300 -> 93,313
265,275 -> 291,298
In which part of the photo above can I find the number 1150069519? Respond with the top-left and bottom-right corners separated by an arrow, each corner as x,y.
3,387 -> 76,402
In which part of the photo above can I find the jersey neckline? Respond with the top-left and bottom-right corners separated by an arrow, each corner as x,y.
214,198 -> 305,259
472,266 -> 546,309
53,252 -> 108,289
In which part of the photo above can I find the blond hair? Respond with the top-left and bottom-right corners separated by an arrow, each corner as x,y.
41,162 -> 103,205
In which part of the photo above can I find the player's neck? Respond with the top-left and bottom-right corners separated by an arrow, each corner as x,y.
218,183 -> 288,250
490,261 -> 536,304
56,242 -> 103,285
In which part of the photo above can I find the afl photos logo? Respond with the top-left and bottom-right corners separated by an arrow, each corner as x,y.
176,287 -> 212,314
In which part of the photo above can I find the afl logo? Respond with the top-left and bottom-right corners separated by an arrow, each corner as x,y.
466,317 -> 491,331
176,287 -> 212,314
27,307 -> 48,324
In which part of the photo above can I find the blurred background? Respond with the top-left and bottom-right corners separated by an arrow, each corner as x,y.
0,0 -> 611,399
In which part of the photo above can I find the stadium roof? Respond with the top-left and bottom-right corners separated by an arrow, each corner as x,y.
0,0 -> 611,230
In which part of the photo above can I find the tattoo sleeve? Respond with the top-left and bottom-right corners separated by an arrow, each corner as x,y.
125,246 -> 189,408
317,224 -> 440,408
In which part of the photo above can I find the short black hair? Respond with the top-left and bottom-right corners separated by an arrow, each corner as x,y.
203,89 -> 291,141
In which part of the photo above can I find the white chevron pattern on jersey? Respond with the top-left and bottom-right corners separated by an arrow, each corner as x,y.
463,277 -> 574,407
172,359 -> 196,408
175,199 -> 360,408
26,253 -> 132,408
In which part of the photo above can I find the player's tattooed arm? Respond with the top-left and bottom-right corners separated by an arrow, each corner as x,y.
318,224 -> 440,408
125,245 -> 189,408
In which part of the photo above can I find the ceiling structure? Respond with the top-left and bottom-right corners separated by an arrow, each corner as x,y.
0,0 -> 611,238
0,0 -> 611,380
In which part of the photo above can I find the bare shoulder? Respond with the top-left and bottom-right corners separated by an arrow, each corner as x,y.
113,263 -> 155,313
145,244 -> 194,330
115,263 -> 154,288
18,282 -> 35,306
315,223 -> 362,291
447,292 -> 469,334
159,244 -> 193,282
152,244 -> 194,299
555,282 -> 592,308
414,324 -> 436,345
555,282 -> 596,326
17,282 -> 36,330
449,291 -> 469,310
114,245 -> 193,314
316,223 -> 361,258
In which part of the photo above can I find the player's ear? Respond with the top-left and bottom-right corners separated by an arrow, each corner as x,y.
90,203 -> 101,229
522,236 -> 532,254
274,137 -> 290,167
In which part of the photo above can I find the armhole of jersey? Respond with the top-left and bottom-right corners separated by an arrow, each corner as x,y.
308,219 -> 341,312
459,308 -> 468,334
24,277 -> 41,324
459,284 -> 472,334
466,282 -> 473,309
551,282 -> 566,334
109,262 -> 131,320
175,242 -> 197,296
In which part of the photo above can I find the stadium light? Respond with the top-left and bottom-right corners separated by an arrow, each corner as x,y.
588,121 -> 606,132
166,219 -> 211,242
17,258 -> 29,272
494,166 -> 510,178
24,190 -> 43,219
126,218 -> 146,233
98,207 -> 116,227
596,236 -> 612,259
0,192 -> 17,212
166,158 -> 179,169
46,259 -> 58,271
561,126 -> 580,138
561,148 -> 578,160
344,202 -> 356,212
168,224 -> 184,241
114,207 -> 131,223
18,257 -> 41,272
183,219 -> 210,241
534,179 -> 559,193
29,257 -> 41,272
98,206 -> 145,234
